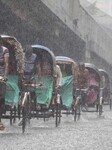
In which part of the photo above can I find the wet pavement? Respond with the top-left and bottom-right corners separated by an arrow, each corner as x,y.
0,105 -> 112,150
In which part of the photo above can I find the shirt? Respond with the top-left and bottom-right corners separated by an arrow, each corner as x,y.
55,65 -> 62,87
0,46 -> 9,76
24,53 -> 37,75
77,68 -> 89,88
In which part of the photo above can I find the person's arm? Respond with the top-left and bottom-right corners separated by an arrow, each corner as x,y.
4,50 -> 9,80
56,65 -> 62,87
73,64 -> 79,87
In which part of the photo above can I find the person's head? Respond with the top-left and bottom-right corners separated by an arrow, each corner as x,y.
25,45 -> 33,57
79,62 -> 85,72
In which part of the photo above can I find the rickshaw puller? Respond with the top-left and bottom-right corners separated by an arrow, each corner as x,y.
18,45 -> 41,125
23,45 -> 41,84
77,62 -> 89,109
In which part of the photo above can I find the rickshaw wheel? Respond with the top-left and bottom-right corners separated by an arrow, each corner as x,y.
96,104 -> 99,112
13,106 -> 17,124
10,109 -> 13,125
22,93 -> 31,133
55,103 -> 61,127
22,107 -> 26,133
99,104 -> 103,116
0,106 -> 2,122
109,98 -> 112,110
74,103 -> 81,122
73,97 -> 81,122
18,104 -> 21,120
98,96 -> 103,116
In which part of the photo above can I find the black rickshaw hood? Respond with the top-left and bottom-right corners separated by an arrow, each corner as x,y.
56,56 -> 75,64
98,69 -> 109,77
32,45 -> 56,76
84,63 -> 101,82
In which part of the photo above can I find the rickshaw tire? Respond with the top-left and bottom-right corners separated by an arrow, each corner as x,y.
58,106 -> 61,124
74,107 -> 77,122
96,104 -> 99,112
10,109 -> 13,125
110,99 -> 112,110
55,103 -> 61,127
0,106 -> 2,122
22,107 -> 26,133
99,104 -> 102,116
74,103 -> 81,122
18,105 -> 21,120
22,94 -> 30,133
13,106 -> 17,123
55,104 -> 58,127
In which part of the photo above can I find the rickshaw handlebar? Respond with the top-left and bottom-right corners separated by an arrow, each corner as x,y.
23,83 -> 43,88
0,76 -> 7,84
76,88 -> 89,92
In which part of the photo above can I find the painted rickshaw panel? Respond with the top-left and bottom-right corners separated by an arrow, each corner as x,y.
1,34 -> 24,107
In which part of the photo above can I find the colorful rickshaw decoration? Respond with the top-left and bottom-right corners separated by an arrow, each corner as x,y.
0,34 -> 24,124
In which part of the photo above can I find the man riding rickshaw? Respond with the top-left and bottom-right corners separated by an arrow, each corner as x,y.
21,45 -> 60,133
77,62 -> 103,116
0,34 -> 24,130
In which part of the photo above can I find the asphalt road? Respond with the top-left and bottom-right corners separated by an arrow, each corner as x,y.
0,105 -> 112,150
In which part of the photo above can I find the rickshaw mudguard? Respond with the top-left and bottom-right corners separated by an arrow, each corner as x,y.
60,75 -> 74,108
5,75 -> 20,107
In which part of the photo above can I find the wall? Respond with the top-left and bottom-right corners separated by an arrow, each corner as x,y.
42,0 -> 112,83
0,0 -> 85,62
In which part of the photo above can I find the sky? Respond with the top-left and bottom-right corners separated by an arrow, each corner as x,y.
87,0 -> 112,16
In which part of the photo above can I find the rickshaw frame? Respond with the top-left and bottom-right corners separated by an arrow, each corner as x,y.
81,63 -> 103,116
0,34 -> 24,125
56,56 -> 80,121
21,45 -> 61,133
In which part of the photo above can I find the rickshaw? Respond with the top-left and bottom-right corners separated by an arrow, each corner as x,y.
78,63 -> 103,116
56,56 -> 79,121
98,69 -> 111,109
21,45 -> 60,133
0,34 -> 24,125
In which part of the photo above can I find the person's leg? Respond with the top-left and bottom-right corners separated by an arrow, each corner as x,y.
0,98 -> 5,130
0,83 -> 6,130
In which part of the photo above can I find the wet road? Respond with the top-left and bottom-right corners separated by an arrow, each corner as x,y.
0,105 -> 112,150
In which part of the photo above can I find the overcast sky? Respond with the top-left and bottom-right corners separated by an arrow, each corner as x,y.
87,0 -> 112,16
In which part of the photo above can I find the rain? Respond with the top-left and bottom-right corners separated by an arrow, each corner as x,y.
0,0 -> 112,150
